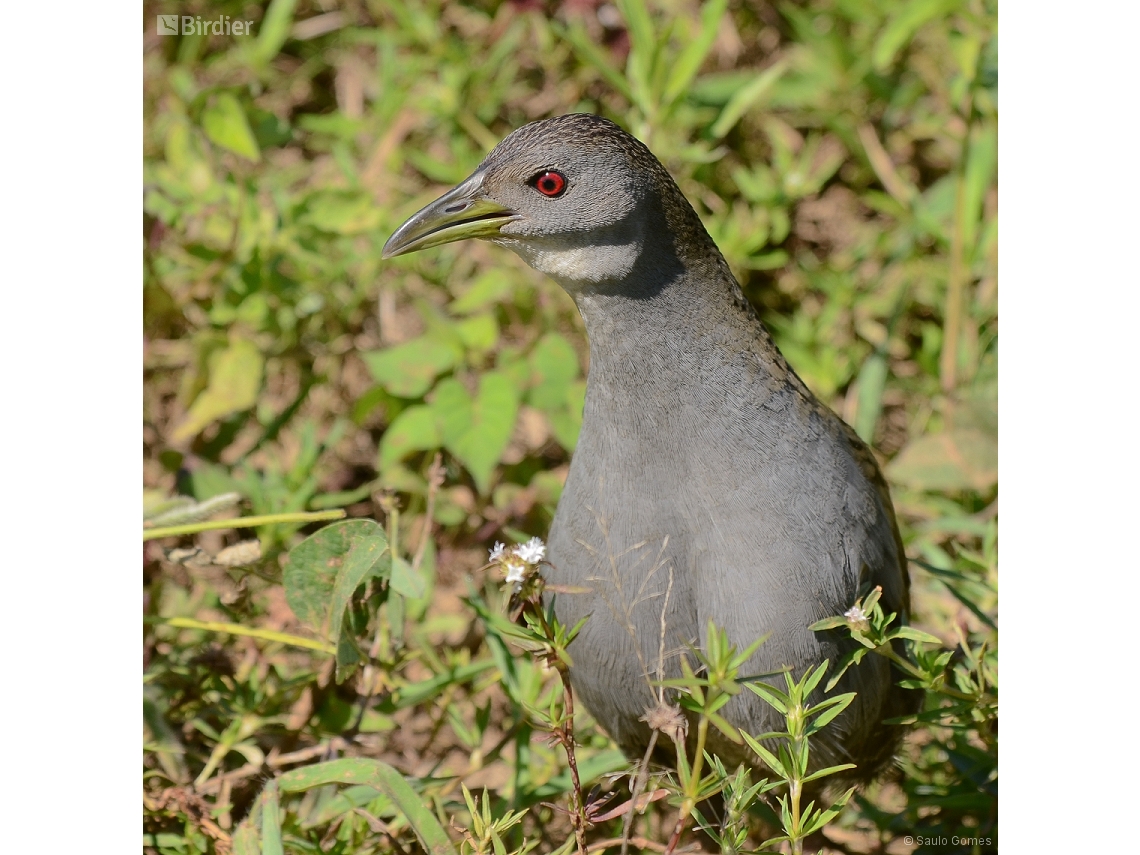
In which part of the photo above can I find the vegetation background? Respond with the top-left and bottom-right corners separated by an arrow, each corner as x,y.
143,0 -> 997,852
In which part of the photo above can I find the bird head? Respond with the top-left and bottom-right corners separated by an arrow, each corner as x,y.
383,114 -> 677,289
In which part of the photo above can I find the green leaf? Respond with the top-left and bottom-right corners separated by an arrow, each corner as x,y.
363,337 -> 463,399
253,0 -> 298,64
283,519 -> 390,638
872,0 -> 954,72
172,338 -> 264,442
801,661 -> 830,698
663,0 -> 727,106
852,351 -> 889,443
335,631 -> 364,683
389,555 -> 426,599
824,648 -> 869,691
809,616 -> 849,631
201,93 -> 261,162
741,732 -> 786,778
450,271 -> 513,315
276,758 -> 459,855
806,694 -> 856,733
888,427 -> 998,492
387,660 -> 498,710
378,405 -> 442,471
260,779 -> 283,855
549,380 -> 586,450
710,59 -> 788,139
554,20 -> 633,102
744,681 -> 788,714
327,534 -> 392,644
433,372 -> 519,494
801,787 -> 855,835
231,822 -> 259,855
528,332 -> 580,411
892,626 -> 944,645
302,189 -> 382,234
454,313 -> 499,353
963,121 -> 997,257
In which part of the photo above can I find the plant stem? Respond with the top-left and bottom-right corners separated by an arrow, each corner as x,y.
940,97 -> 976,393
155,616 -> 335,654
789,729 -> 804,855
558,671 -> 590,855
142,508 -> 346,540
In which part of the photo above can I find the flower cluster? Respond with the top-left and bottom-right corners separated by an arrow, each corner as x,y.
488,537 -> 547,591
844,604 -> 870,632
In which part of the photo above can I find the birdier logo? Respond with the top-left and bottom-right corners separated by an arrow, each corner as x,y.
156,15 -> 254,36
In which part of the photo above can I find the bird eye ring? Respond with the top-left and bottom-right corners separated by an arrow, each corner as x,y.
532,170 -> 567,197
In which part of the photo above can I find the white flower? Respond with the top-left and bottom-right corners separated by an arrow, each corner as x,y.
515,537 -> 546,565
844,605 -> 870,631
488,542 -> 506,563
503,558 -> 528,588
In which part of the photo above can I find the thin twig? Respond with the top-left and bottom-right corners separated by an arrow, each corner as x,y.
412,453 -> 445,574
623,567 -> 674,855
622,732 -> 660,855
556,656 -> 590,854
591,835 -> 697,854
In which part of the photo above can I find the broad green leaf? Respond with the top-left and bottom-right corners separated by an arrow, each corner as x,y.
363,337 -> 463,399
306,785 -> 394,827
378,405 -> 442,471
335,630 -> 364,683
528,332 -> 579,411
454,312 -> 499,353
450,271 -> 513,315
327,534 -> 392,645
283,519 -> 390,637
389,555 -> 426,599
277,758 -> 459,855
549,378 -> 588,451
432,373 -> 519,494
172,338 -> 264,442
888,427 -> 998,492
201,93 -> 261,162
302,189 -> 382,234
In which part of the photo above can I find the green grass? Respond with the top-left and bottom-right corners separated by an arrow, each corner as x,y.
144,1 -> 997,852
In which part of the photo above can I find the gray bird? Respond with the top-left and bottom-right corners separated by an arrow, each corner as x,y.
383,113 -> 918,779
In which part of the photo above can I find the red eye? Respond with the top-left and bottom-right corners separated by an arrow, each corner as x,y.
533,170 -> 567,197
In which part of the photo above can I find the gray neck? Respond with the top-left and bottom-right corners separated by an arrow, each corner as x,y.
568,232 -> 774,392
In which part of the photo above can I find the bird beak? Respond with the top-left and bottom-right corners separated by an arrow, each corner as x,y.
382,172 -> 518,259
